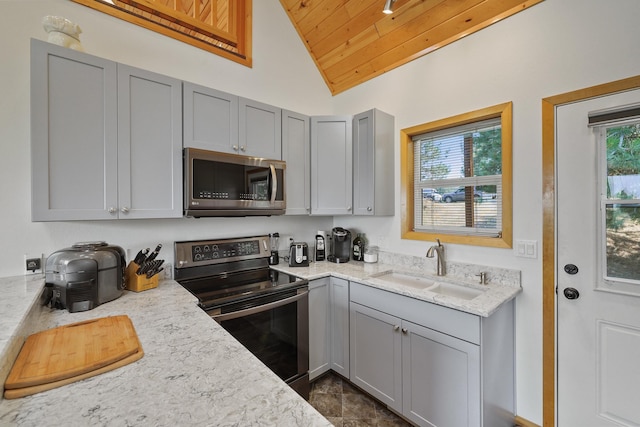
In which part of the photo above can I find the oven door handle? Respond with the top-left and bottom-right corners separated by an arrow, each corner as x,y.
209,289 -> 308,322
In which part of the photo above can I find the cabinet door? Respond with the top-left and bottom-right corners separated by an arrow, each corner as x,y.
309,278 -> 331,381
239,98 -> 282,159
282,110 -> 310,215
349,302 -> 402,412
117,65 -> 183,218
183,81 -> 238,153
310,116 -> 353,215
353,109 -> 395,216
402,320 -> 480,427
330,277 -> 350,377
31,39 -> 118,221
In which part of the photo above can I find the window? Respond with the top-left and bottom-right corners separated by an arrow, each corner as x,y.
592,111 -> 640,294
401,102 -> 512,248
71,0 -> 252,67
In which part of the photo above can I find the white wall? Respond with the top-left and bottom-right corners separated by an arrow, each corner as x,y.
331,0 -> 640,423
0,0 -> 333,278
4,0 -> 640,424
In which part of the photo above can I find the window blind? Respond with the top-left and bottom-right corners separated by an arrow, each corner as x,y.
413,118 -> 502,236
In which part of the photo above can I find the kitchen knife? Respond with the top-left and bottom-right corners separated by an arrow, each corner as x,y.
146,244 -> 162,262
133,248 -> 149,265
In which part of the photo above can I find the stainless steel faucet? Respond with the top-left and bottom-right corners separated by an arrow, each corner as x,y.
426,239 -> 446,276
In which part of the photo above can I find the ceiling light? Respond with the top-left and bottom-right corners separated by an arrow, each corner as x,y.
383,0 -> 396,14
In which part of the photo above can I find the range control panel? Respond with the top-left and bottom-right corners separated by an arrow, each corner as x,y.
175,235 -> 270,268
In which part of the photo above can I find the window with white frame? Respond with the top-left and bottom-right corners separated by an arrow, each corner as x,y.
591,107 -> 640,293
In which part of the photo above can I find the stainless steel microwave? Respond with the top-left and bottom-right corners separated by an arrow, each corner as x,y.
184,148 -> 286,217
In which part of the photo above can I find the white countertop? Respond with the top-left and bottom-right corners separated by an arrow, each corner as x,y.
0,275 -> 331,427
272,260 -> 522,318
0,259 -> 520,425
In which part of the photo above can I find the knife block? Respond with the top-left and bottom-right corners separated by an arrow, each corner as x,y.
125,262 -> 159,293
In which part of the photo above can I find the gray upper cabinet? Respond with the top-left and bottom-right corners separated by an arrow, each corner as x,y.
352,109 -> 395,216
31,39 -> 182,221
239,98 -> 282,159
183,82 -> 238,153
282,110 -> 311,215
117,65 -> 183,219
310,116 -> 353,215
31,39 -> 118,221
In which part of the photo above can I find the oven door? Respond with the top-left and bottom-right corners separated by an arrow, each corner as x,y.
208,286 -> 309,398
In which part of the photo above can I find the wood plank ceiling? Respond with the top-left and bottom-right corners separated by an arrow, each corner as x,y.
280,0 -> 544,95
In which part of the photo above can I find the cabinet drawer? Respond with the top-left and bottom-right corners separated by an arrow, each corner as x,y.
350,281 -> 480,344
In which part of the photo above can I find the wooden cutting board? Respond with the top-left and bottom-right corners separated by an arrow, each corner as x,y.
4,315 -> 143,398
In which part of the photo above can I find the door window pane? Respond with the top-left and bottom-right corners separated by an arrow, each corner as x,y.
600,123 -> 640,290
605,204 -> 640,281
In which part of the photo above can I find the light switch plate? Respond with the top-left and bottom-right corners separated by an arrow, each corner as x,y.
515,240 -> 537,259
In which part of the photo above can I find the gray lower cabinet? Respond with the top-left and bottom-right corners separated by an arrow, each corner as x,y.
310,116 -> 353,215
183,81 -> 238,153
349,281 -> 514,427
329,277 -> 350,378
352,109 -> 395,216
31,39 -> 182,221
309,277 -> 331,380
308,277 -> 350,381
282,110 -> 311,215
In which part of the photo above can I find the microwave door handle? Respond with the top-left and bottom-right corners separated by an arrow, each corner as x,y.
269,163 -> 277,204
209,290 -> 308,322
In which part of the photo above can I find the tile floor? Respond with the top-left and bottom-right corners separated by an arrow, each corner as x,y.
309,372 -> 413,427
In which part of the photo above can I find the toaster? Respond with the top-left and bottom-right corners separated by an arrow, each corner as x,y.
43,241 -> 126,313
288,242 -> 309,267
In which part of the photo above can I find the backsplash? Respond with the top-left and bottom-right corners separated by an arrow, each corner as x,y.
377,250 -> 521,287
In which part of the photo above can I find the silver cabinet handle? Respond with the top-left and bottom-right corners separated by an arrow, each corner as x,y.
393,325 -> 400,331
240,146 -> 246,152
108,207 -> 117,214
402,328 -> 408,334
121,207 -> 129,213
367,206 -> 372,211
347,206 -> 352,211
232,145 -> 239,151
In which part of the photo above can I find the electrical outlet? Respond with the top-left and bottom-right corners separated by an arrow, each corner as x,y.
163,263 -> 172,280
24,254 -> 44,274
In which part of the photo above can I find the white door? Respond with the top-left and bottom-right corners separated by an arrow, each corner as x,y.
557,90 -> 640,426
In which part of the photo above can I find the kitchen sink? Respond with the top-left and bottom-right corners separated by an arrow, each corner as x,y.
368,271 -> 436,289
368,270 -> 486,300
427,282 -> 485,300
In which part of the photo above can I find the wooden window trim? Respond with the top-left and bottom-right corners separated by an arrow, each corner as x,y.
400,102 -> 513,248
71,0 -> 253,67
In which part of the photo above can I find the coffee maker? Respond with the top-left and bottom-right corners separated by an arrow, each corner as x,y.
328,227 -> 351,263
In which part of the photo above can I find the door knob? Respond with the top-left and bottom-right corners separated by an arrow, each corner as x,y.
564,264 -> 579,275
563,287 -> 580,300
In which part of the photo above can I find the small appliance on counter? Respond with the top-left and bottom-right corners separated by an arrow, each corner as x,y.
328,227 -> 351,263
269,233 -> 280,265
43,241 -> 126,313
288,242 -> 309,267
314,231 -> 325,262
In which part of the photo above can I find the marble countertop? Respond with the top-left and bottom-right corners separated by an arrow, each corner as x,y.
272,260 -> 521,317
0,275 -> 331,427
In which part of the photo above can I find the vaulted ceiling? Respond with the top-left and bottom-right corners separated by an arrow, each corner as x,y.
280,0 -> 544,95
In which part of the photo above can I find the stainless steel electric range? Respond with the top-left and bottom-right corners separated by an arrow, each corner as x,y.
174,235 -> 310,399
